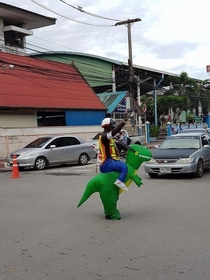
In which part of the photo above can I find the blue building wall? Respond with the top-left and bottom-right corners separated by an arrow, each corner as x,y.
204,115 -> 210,127
65,110 -> 105,126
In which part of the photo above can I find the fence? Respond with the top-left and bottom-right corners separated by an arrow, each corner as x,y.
167,122 -> 208,136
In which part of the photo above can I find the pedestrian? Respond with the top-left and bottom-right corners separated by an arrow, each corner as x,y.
116,131 -> 128,155
98,115 -> 128,191
121,131 -> 128,145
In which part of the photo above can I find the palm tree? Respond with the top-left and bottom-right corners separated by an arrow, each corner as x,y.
164,71 -> 201,116
168,71 -> 198,96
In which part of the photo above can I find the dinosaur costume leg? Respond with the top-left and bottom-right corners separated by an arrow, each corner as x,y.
77,172 -> 121,220
99,185 -> 121,220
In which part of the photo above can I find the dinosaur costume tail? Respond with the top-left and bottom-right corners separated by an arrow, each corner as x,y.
77,178 -> 98,208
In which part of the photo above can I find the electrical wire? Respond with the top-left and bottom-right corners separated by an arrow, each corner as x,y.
60,0 -> 122,21
31,0 -> 115,27
0,37 -> 199,98
2,12 -> 207,111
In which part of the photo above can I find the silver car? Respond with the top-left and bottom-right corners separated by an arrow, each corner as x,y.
181,128 -> 210,134
7,135 -> 96,170
144,132 -> 210,178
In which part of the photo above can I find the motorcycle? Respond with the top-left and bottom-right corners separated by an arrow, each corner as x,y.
116,137 -> 131,158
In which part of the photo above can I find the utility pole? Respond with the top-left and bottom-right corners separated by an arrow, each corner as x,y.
115,18 -> 141,110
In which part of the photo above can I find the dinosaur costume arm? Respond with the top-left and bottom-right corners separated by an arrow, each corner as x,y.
130,173 -> 143,187
125,165 -> 143,188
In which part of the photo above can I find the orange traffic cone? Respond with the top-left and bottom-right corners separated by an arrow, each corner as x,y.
11,155 -> 21,178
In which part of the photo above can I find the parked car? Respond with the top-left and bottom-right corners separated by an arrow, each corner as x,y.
144,132 -> 210,178
89,129 -> 145,149
7,135 -> 96,170
205,128 -> 210,134
181,128 -> 208,134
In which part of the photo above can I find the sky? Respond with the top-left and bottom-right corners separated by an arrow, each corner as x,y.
4,0 -> 210,80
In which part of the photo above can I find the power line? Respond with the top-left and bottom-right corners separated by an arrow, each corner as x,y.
31,0 -> 115,27
60,0 -> 122,21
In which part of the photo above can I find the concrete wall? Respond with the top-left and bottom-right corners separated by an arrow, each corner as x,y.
0,126 -> 101,159
0,123 -> 143,159
0,115 -> 37,128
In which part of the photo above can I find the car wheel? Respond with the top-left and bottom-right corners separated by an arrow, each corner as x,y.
148,173 -> 158,178
78,153 -> 88,165
34,157 -> 48,170
195,159 -> 204,177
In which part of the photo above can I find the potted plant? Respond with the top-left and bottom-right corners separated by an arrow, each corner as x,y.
149,124 -> 159,141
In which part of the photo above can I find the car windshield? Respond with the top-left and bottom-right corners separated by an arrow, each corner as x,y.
25,137 -> 52,148
160,136 -> 200,149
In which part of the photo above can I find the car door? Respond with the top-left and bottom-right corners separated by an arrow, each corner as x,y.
46,137 -> 68,164
64,137 -> 82,162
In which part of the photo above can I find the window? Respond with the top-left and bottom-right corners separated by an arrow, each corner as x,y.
49,138 -> 65,148
64,137 -> 80,146
4,31 -> 24,48
201,136 -> 209,146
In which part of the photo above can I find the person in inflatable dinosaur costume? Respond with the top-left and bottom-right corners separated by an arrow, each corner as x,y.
77,143 -> 152,220
99,116 -> 129,192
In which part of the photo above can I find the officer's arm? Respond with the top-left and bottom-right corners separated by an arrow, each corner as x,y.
111,121 -> 126,137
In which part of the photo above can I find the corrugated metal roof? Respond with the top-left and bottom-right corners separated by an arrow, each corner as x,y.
30,51 -> 122,65
97,91 -> 145,116
0,52 -> 106,111
97,91 -> 128,113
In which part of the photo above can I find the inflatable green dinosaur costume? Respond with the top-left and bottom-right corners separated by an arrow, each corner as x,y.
77,144 -> 152,220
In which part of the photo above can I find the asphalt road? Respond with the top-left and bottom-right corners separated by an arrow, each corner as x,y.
1,159 -> 210,280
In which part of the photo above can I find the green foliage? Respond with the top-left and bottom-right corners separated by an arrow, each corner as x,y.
186,113 -> 195,122
199,82 -> 210,115
157,95 -> 191,122
140,71 -> 210,124
150,124 -> 159,137
140,96 -> 155,124
169,71 -> 198,96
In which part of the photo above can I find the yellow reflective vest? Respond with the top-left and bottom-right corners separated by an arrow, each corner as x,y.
98,135 -> 120,164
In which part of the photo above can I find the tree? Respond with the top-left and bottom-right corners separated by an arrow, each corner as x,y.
164,71 -> 201,116
157,95 -> 191,123
199,80 -> 210,115
140,96 -> 154,124
141,72 -> 210,126
168,71 -> 198,96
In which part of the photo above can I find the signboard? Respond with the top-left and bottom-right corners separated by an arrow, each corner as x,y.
206,65 -> 210,73
194,117 -> 203,123
115,99 -> 127,113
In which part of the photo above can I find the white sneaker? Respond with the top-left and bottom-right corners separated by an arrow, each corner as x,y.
114,179 -> 128,191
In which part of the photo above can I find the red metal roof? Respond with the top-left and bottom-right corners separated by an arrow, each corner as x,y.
0,52 -> 106,110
